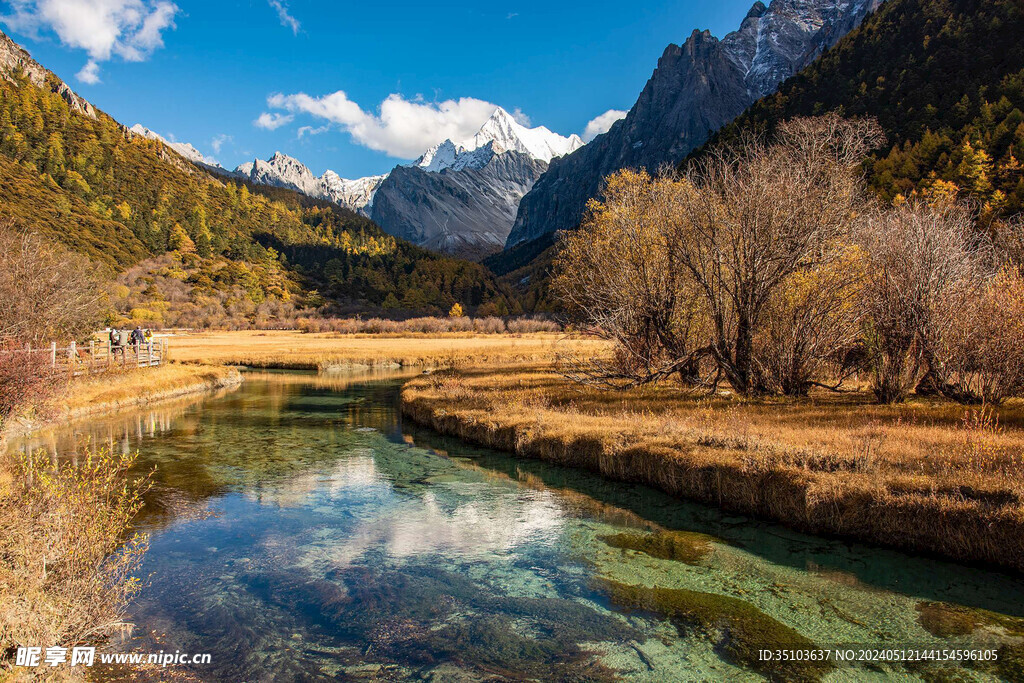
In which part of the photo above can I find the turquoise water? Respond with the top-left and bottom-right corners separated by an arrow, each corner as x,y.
14,371 -> 1024,681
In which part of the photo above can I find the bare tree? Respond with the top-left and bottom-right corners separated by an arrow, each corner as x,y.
0,219 -> 105,346
675,114 -> 884,394
859,200 -> 992,403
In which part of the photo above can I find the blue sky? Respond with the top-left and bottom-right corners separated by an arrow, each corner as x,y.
1,0 -> 754,178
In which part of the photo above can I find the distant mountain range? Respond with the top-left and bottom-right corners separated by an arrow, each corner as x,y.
231,151 -> 388,215
199,0 -> 880,262
185,107 -> 583,259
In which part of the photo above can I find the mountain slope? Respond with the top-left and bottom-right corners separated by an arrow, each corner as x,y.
505,0 -> 882,249
699,0 -> 1024,215
0,30 -> 516,322
371,149 -> 547,260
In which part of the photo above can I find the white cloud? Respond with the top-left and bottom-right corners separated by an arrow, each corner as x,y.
583,109 -> 627,142
267,0 -> 299,35
264,91 -> 501,159
3,0 -> 178,83
76,58 -> 100,84
254,112 -> 293,130
210,133 -> 231,153
510,107 -> 531,127
297,124 -> 329,138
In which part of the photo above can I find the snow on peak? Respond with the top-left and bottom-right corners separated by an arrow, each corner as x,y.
469,107 -> 584,162
416,140 -> 461,173
414,107 -> 585,173
129,124 -> 220,168
321,171 -> 387,211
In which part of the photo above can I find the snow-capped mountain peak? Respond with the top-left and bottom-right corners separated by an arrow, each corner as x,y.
321,171 -> 388,211
129,124 -> 220,168
468,107 -> 584,162
416,139 -> 461,173
414,107 -> 585,173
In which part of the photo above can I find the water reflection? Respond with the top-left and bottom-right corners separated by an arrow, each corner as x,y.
10,371 -> 1024,682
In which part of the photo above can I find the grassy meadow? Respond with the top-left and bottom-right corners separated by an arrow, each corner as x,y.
164,329 -> 609,371
401,366 -> 1024,572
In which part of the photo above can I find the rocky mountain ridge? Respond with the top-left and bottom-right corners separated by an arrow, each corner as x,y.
505,0 -> 883,249
232,152 -> 387,215
129,124 -> 221,168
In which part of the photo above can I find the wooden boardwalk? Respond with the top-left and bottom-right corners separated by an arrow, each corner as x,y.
2,337 -> 168,376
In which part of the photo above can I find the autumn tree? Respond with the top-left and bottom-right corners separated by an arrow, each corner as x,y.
0,220 -> 105,429
0,219 -> 105,345
858,200 -> 992,403
553,169 -> 707,388
675,114 -> 884,394
757,246 -> 867,395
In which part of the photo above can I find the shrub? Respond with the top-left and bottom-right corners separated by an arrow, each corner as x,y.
506,317 -> 560,334
946,268 -> 1024,403
0,348 -> 60,434
295,316 -> 558,336
0,449 -> 149,671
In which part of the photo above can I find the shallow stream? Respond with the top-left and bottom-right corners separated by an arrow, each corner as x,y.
13,370 -> 1024,681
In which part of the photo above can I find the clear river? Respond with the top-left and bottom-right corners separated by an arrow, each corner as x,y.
12,370 -> 1024,682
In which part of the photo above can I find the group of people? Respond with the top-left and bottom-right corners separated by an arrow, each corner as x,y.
108,326 -> 154,358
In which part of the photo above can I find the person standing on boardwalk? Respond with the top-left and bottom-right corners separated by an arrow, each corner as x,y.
130,326 -> 144,355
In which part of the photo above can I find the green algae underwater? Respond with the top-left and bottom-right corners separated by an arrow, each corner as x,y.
13,370 -> 1024,682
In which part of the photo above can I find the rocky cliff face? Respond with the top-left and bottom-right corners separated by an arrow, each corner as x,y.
371,151 -> 547,260
0,31 -> 95,118
505,0 -> 883,249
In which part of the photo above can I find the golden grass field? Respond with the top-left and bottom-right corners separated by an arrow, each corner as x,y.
163,329 -> 609,370
402,366 -> 1024,572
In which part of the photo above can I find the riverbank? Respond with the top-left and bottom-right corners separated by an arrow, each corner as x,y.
2,363 -> 242,443
401,367 -> 1024,573
164,330 -> 608,371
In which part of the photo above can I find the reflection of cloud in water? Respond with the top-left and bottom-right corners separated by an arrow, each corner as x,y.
247,451 -> 384,508
290,487 -> 567,574
386,491 -> 564,558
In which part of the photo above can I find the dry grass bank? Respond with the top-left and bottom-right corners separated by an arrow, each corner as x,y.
164,330 -> 608,371
59,363 -> 242,419
401,367 -> 1024,572
1,363 -> 242,446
